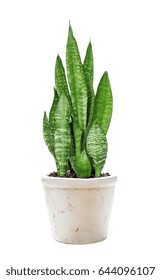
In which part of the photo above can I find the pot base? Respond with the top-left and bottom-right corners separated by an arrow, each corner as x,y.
55,237 -> 107,245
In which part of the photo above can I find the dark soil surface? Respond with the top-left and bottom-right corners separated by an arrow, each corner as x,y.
48,170 -> 110,178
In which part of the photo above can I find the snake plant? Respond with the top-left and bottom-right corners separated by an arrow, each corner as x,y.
43,25 -> 113,178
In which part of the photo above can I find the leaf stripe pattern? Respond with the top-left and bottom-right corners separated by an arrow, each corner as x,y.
43,112 -> 55,156
66,25 -> 88,131
94,71 -> 113,134
55,55 -> 73,116
86,122 -> 108,176
83,42 -> 94,85
49,88 -> 59,132
54,95 -> 70,176
83,42 -> 95,129
55,55 -> 69,97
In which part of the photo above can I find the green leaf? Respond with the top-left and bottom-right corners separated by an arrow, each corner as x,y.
94,71 -> 113,134
74,149 -> 92,178
69,121 -> 75,158
69,155 -> 76,173
49,88 -> 59,132
72,121 -> 82,156
55,55 -> 73,116
55,55 -> 69,97
54,94 -> 71,176
43,112 -> 55,156
84,42 -> 94,85
66,25 -> 88,131
83,42 -> 95,141
86,122 -> 108,176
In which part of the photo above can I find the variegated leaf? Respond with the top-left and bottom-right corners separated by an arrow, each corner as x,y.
83,42 -> 95,138
83,42 -> 95,139
66,25 -> 88,131
49,88 -> 59,132
43,112 -> 55,156
83,42 -> 94,86
54,94 -> 71,176
94,71 -> 113,134
86,122 -> 108,176
55,55 -> 69,97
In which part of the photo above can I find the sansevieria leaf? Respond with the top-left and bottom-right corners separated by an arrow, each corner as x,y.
49,88 -> 59,132
83,42 -> 94,86
66,25 -> 88,131
83,42 -> 95,128
43,112 -> 55,156
55,55 -> 69,98
86,122 -> 108,176
54,94 -> 70,176
55,55 -> 73,115
94,71 -> 113,134
75,149 -> 92,178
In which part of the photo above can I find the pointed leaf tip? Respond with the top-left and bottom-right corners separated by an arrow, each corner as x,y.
100,71 -> 109,84
68,24 -> 73,37
43,111 -> 47,118
56,54 -> 62,64
104,71 -> 108,78
88,41 -> 92,48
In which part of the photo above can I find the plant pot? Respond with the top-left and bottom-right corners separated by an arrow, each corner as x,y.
41,175 -> 117,244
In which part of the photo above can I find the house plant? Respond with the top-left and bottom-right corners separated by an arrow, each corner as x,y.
41,24 -> 117,244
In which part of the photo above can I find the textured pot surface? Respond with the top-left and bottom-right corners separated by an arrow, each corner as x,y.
42,175 -> 117,244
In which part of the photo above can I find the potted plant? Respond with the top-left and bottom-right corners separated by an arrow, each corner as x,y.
41,24 -> 117,244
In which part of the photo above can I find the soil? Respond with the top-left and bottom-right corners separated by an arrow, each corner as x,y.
48,170 -> 110,178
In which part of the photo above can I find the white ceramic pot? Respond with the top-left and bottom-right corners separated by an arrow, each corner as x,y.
42,175 -> 117,244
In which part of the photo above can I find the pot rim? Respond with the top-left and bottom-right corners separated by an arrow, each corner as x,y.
41,174 -> 117,189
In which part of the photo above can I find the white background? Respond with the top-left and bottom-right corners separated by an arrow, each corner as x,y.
0,0 -> 161,279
